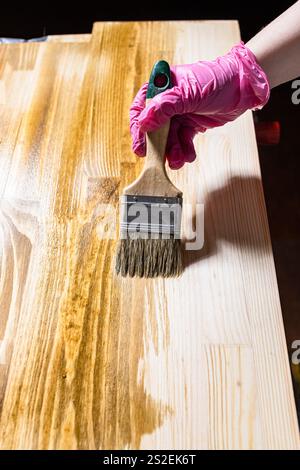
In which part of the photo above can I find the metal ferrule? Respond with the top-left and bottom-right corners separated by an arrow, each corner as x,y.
120,195 -> 182,239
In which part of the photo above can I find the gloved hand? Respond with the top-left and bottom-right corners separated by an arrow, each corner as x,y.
130,41 -> 270,169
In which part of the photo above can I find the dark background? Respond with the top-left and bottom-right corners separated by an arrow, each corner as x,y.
2,0 -> 300,417
0,2 -> 296,42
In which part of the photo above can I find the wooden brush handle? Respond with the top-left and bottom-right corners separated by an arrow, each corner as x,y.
144,60 -> 171,175
144,98 -> 170,174
124,61 -> 182,198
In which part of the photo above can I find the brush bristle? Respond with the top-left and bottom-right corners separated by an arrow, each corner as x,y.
115,238 -> 183,278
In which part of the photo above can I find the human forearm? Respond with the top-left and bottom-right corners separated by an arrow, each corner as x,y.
246,1 -> 300,88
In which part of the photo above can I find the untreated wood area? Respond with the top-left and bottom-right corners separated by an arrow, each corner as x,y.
0,21 -> 299,450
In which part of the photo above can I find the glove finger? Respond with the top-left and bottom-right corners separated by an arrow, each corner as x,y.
166,118 -> 197,169
138,86 -> 184,133
178,126 -> 197,164
130,82 -> 148,156
130,82 -> 148,119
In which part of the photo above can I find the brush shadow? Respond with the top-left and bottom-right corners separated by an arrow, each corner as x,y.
183,176 -> 271,268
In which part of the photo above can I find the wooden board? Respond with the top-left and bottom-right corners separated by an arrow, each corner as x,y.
46,34 -> 91,43
0,21 -> 299,450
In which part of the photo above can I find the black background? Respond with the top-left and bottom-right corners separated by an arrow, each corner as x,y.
0,1 -> 295,42
1,0 -> 300,419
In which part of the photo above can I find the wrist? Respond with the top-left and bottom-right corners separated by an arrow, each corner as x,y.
229,41 -> 270,110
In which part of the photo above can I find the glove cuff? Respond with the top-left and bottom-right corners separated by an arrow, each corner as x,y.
230,41 -> 270,110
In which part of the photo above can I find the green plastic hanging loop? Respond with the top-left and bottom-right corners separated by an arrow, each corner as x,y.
146,60 -> 172,99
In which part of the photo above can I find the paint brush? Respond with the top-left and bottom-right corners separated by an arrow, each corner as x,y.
115,60 -> 183,278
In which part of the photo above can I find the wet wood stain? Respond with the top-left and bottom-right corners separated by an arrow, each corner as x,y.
0,24 -> 172,449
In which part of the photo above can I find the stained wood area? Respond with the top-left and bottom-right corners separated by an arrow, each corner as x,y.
0,21 -> 299,449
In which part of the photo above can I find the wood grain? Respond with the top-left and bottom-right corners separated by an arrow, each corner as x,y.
0,21 -> 299,450
46,34 -> 91,43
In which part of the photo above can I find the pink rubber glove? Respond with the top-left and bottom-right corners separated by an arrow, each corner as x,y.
130,41 -> 270,169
